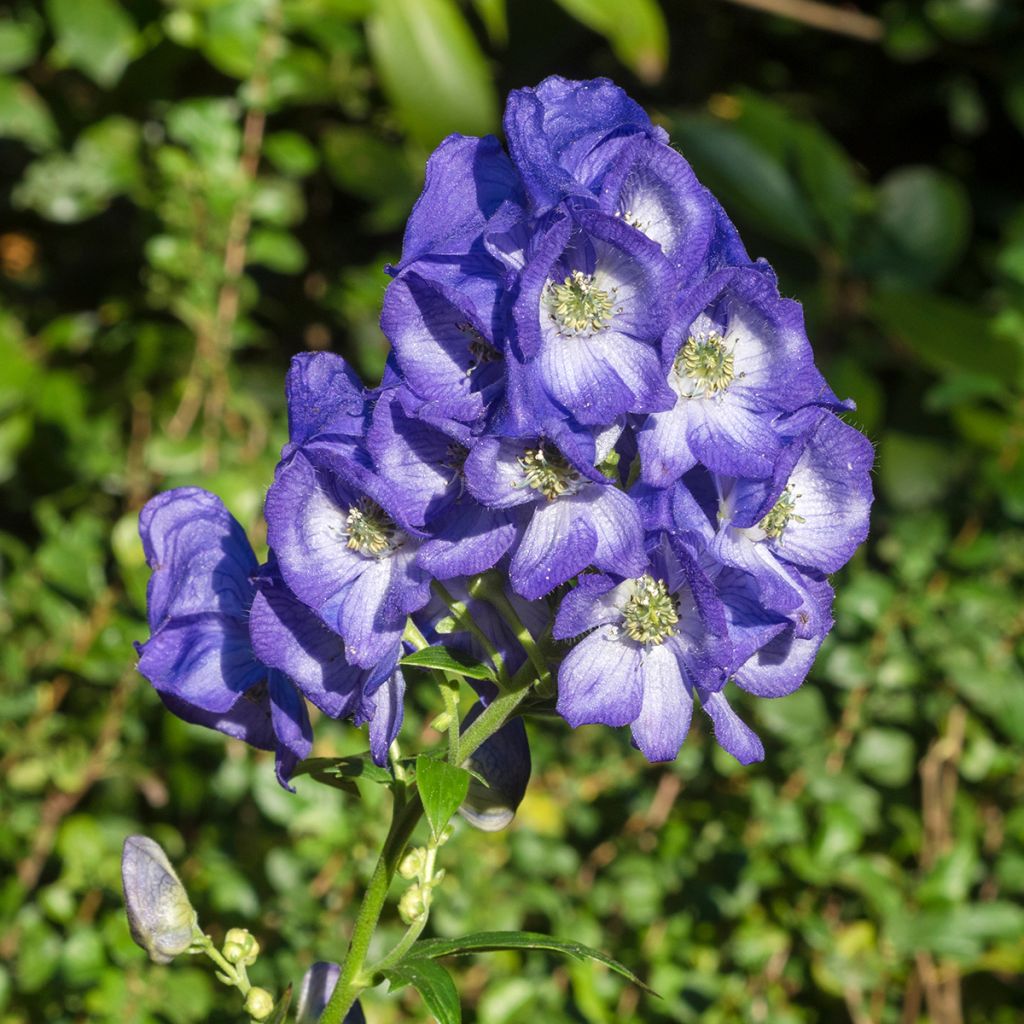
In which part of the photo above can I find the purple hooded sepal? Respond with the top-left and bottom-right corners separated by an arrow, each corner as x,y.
458,702 -> 531,832
503,75 -> 663,213
295,962 -> 366,1024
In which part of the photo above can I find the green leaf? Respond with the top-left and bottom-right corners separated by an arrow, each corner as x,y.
672,114 -> 820,251
291,754 -> 395,791
45,0 -> 139,87
366,0 -> 498,148
401,646 -> 496,681
868,288 -> 1020,386
247,228 -> 307,274
857,166 -> 970,287
384,958 -> 460,1024
407,931 -> 657,995
0,14 -> 43,74
552,0 -> 667,83
472,0 -> 507,46
852,727 -> 916,787
0,76 -> 58,151
416,756 -> 471,839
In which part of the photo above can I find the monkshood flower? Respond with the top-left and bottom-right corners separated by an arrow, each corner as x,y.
265,433 -> 431,669
680,408 -> 874,622
637,265 -> 837,485
121,836 -> 197,965
464,434 -> 645,600
507,207 -> 677,429
554,536 -> 765,764
459,701 -> 531,832
136,488 -> 312,786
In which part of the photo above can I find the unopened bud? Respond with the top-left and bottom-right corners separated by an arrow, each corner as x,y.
459,708 -> 531,832
223,927 -> 260,966
398,884 -> 428,925
121,835 -> 197,964
243,986 -> 274,1020
398,848 -> 426,880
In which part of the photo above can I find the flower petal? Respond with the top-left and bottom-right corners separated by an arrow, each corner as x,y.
557,625 -> 643,728
630,644 -> 694,762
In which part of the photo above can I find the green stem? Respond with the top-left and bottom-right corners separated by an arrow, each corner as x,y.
440,682 -> 461,766
468,576 -> 550,688
432,579 -> 509,686
318,665 -> 538,1023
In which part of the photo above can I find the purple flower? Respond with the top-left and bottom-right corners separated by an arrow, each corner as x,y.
554,537 -> 764,764
380,273 -> 506,426
464,435 -> 646,599
135,488 -> 312,787
508,208 -> 677,429
699,409 -> 874,619
637,267 -> 832,486
265,436 -> 432,669
296,962 -> 365,1024
459,701 -> 532,832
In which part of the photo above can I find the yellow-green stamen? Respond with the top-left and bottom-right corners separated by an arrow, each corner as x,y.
622,575 -> 679,644
546,271 -> 614,335
519,446 -> 579,500
345,498 -> 395,555
675,333 -> 735,397
758,487 -> 805,540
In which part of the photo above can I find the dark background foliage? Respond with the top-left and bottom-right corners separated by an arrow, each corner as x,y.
1,1 -> 1023,1021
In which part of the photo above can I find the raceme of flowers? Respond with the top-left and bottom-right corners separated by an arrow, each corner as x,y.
135,76 -> 873,792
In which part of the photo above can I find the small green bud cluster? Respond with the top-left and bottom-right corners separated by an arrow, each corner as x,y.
223,927 -> 260,967
243,987 -> 275,1021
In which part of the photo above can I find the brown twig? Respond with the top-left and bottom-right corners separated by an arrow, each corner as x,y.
719,0 -> 884,42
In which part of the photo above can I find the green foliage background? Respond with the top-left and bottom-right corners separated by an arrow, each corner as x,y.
1,1 -> 1023,1021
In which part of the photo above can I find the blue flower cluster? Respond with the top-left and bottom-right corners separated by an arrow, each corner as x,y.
136,77 -> 873,788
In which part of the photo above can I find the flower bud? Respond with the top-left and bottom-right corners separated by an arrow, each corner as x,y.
459,708 -> 532,832
121,835 -> 198,964
223,927 -> 260,966
398,884 -> 428,925
398,847 -> 426,880
243,986 -> 275,1021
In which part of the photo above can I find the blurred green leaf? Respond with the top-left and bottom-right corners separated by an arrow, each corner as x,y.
45,0 -> 139,87
247,228 -> 307,273
858,166 -> 970,286
472,0 -> 507,46
366,0 -> 498,147
0,13 -> 42,74
0,75 -> 58,151
672,113 -> 820,251
553,0 -> 667,83
869,288 -> 1019,385
852,728 -> 916,787
878,433 -> 958,510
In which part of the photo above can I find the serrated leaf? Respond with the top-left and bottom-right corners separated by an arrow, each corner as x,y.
401,646 -> 495,681
407,930 -> 657,995
384,959 -> 460,1024
416,756 -> 470,839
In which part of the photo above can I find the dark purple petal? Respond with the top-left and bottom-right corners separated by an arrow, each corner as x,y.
137,615 -> 264,714
556,625 -> 644,728
140,488 -> 257,630
552,572 -> 619,640
503,76 -> 657,211
248,587 -> 365,719
699,689 -> 765,764
268,672 -> 313,790
283,353 -> 367,456
399,134 -> 525,265
361,669 -> 406,765
416,502 -> 519,579
579,485 -> 647,579
157,688 -> 275,751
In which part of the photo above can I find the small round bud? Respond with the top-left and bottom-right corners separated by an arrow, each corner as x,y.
121,835 -> 198,964
398,884 -> 428,925
244,987 -> 275,1021
398,848 -> 426,880
223,928 -> 260,965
